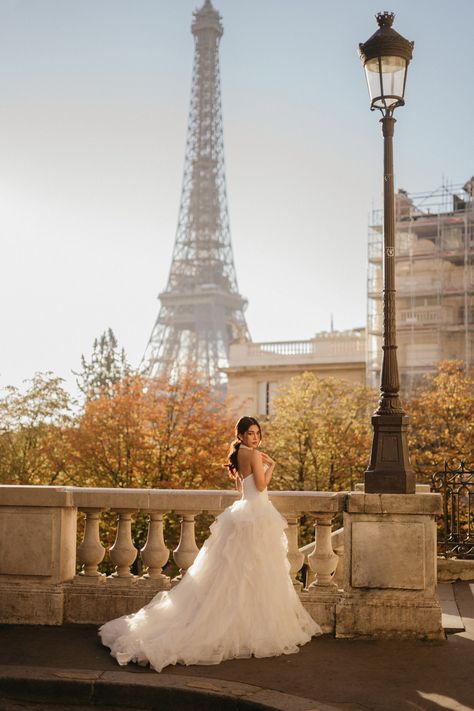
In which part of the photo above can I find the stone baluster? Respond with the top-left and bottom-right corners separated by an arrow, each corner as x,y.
284,514 -> 304,589
109,510 -> 138,578
308,514 -> 338,588
77,508 -> 106,577
140,512 -> 170,582
173,511 -> 200,581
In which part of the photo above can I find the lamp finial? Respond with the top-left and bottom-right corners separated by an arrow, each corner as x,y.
376,11 -> 395,28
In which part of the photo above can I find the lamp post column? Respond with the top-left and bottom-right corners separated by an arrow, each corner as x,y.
365,115 -> 415,493
380,116 -> 400,412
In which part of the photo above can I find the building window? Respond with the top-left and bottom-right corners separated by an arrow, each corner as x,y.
257,381 -> 278,416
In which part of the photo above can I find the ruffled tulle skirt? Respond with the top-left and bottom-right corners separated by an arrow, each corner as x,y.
99,495 -> 321,672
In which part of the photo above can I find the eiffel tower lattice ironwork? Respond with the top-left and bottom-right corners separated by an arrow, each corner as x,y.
142,0 -> 250,387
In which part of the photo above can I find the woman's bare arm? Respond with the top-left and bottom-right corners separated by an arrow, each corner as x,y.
261,452 -> 275,487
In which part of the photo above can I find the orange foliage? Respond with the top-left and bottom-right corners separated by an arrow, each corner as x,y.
67,373 -> 234,489
407,360 -> 474,482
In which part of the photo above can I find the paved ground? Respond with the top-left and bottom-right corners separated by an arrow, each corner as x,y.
1,582 -> 474,711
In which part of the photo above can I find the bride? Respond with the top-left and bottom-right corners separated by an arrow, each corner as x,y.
99,415 -> 321,671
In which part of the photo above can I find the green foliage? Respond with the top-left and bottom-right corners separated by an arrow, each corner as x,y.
74,328 -> 133,401
265,372 -> 374,492
0,372 -> 72,484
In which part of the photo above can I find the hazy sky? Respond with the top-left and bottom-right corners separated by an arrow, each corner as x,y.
1,0 -> 472,394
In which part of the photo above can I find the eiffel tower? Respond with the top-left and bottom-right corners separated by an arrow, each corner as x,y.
142,0 -> 250,388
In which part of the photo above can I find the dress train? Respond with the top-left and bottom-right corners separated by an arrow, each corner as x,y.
99,469 -> 321,671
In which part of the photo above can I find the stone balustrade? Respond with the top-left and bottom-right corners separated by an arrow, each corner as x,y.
0,485 -> 444,639
0,485 -> 344,633
228,332 -> 366,367
398,305 -> 456,327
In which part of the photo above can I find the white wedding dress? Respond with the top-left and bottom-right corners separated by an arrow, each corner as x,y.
99,456 -> 321,671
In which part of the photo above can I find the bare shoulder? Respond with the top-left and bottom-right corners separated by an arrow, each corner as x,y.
250,449 -> 262,461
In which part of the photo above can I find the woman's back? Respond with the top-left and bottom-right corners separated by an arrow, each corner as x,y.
236,445 -> 253,478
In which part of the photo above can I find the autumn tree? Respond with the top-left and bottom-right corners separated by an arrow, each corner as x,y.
75,328 -> 133,400
0,372 -> 72,485
407,360 -> 474,482
67,371 -> 234,490
67,375 -> 150,488
265,372 -> 374,492
142,373 -> 234,490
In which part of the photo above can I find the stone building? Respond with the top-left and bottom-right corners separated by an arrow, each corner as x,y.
224,329 -> 366,416
367,178 -> 474,392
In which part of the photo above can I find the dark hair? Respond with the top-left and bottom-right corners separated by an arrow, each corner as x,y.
225,416 -> 262,479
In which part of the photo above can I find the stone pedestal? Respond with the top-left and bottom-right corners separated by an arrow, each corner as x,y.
0,488 -> 77,624
300,587 -> 338,634
335,492 -> 444,640
64,575 -> 169,624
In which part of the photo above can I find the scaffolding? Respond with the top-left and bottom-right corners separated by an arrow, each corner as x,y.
367,177 -> 474,392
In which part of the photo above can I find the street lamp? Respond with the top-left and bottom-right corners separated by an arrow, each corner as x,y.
359,12 -> 415,494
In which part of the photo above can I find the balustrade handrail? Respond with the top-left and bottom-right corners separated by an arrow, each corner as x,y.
0,485 -> 345,514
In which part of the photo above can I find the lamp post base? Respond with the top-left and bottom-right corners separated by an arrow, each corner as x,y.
365,413 -> 415,493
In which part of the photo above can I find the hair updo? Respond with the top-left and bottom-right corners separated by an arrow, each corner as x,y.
225,416 -> 262,479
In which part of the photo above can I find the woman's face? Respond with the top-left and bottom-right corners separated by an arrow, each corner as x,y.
240,425 -> 261,449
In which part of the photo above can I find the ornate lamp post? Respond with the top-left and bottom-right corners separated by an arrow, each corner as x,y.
359,13 -> 415,493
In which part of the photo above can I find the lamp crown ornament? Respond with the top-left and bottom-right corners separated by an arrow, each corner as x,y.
376,11 -> 395,28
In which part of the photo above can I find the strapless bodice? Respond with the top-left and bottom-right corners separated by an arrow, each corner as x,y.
241,467 -> 268,502
237,445 -> 269,502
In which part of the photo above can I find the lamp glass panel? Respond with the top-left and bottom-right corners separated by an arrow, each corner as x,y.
365,56 -> 407,109
380,56 -> 406,100
364,58 -> 383,103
